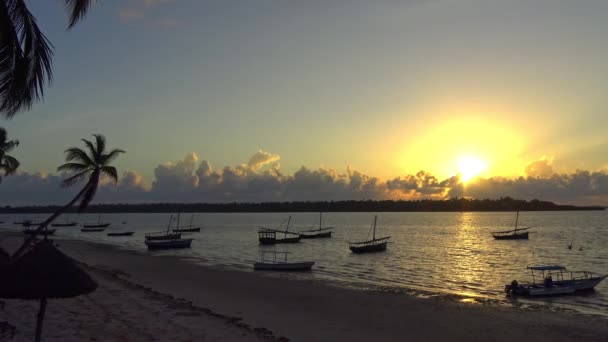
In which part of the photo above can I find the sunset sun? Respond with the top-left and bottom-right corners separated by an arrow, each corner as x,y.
457,156 -> 487,182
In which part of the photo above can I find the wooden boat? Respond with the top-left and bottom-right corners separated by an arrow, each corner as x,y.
173,214 -> 201,232
492,211 -> 532,240
82,214 -> 110,228
23,228 -> 56,236
505,265 -> 607,297
81,227 -> 105,232
349,215 -> 390,254
107,231 -> 134,237
253,251 -> 314,271
258,216 -> 301,245
145,214 -> 182,241
299,212 -> 333,239
145,238 -> 193,250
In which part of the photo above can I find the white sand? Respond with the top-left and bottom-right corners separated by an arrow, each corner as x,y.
2,232 -> 607,341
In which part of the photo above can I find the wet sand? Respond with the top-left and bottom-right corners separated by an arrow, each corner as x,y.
1,232 -> 607,341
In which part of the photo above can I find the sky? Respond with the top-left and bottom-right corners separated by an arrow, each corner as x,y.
2,0 -> 608,205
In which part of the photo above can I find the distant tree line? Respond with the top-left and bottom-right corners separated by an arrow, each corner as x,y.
0,197 -> 604,214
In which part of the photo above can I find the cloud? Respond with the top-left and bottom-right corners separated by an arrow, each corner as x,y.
525,156 -> 554,178
2,150 -> 608,206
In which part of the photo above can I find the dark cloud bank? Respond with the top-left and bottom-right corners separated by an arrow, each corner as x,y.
1,151 -> 608,206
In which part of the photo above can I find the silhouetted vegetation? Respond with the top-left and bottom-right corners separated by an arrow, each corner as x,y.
0,128 -> 19,182
1,197 -> 603,214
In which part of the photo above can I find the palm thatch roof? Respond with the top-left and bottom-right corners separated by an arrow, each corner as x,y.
0,240 -> 97,299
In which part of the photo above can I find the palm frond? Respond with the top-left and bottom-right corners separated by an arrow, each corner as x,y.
64,147 -> 94,165
61,169 -> 89,187
103,148 -> 125,165
100,165 -> 118,184
0,127 -> 6,142
1,155 -> 20,175
77,171 -> 99,212
57,162 -> 91,173
80,137 -> 98,162
64,0 -> 96,29
0,0 -> 53,118
93,134 -> 106,157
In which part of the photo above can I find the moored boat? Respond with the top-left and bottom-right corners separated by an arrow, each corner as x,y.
253,251 -> 314,271
258,216 -> 301,244
82,214 -> 110,228
299,212 -> 333,239
349,215 -> 390,254
145,238 -> 193,250
492,211 -> 533,240
505,265 -> 607,297
145,214 -> 182,241
173,214 -> 201,232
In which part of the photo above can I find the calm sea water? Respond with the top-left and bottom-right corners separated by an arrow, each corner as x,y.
2,211 -> 607,316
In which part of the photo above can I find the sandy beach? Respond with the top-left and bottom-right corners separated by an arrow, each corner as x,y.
1,232 -> 607,342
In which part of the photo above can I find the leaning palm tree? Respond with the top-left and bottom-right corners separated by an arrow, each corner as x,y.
1,0 -> 98,117
12,134 -> 124,258
0,127 -> 19,182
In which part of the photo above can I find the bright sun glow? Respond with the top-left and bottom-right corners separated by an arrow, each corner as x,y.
457,156 -> 487,182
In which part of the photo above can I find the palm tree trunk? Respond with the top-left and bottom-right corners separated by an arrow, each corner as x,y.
35,298 -> 47,342
11,181 -> 91,259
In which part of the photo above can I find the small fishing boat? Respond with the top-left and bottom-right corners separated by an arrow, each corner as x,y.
82,214 -> 110,228
258,216 -> 301,245
492,211 -> 532,240
349,215 -> 390,254
23,228 -> 56,236
145,214 -> 182,241
299,212 -> 333,239
145,238 -> 193,250
173,214 -> 201,233
253,251 -> 314,271
505,265 -> 607,297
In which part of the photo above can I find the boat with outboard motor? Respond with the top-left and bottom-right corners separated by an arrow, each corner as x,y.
505,265 -> 607,297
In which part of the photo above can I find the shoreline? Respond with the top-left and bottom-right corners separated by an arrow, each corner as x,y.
2,231 -> 608,341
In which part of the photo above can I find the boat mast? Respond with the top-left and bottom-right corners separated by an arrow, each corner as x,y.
177,213 -> 181,230
189,214 -> 194,227
166,215 -> 173,233
515,211 -> 519,232
373,215 -> 377,240
319,212 -> 322,231
285,216 -> 292,237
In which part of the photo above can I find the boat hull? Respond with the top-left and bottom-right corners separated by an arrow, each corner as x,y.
173,227 -> 201,233
506,276 -> 607,296
254,261 -> 314,271
107,232 -> 134,237
350,241 -> 387,254
493,232 -> 528,240
145,238 -> 193,250
146,232 -> 182,241
258,236 -> 302,244
300,231 -> 332,239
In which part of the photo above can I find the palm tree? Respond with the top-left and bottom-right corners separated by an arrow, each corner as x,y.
0,127 -> 19,182
1,0 -> 97,117
12,134 -> 125,258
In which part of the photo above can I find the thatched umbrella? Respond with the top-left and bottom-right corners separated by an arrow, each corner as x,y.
0,239 -> 97,341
